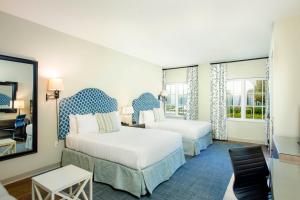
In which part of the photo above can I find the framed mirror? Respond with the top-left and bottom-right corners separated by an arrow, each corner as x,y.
0,54 -> 38,161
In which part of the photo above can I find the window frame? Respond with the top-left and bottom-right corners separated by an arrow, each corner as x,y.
226,78 -> 266,123
165,82 -> 188,118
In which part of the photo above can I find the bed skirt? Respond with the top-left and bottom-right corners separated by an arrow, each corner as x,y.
183,131 -> 213,156
61,147 -> 185,197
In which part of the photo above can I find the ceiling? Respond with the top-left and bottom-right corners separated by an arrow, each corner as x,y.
0,0 -> 300,68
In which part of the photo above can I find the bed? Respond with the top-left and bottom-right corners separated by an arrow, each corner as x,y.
25,124 -> 32,149
132,92 -> 213,156
59,88 -> 185,197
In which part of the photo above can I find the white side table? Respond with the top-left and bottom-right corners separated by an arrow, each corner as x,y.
32,165 -> 93,200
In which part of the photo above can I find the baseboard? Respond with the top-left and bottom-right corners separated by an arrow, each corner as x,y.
227,137 -> 265,145
1,162 -> 61,185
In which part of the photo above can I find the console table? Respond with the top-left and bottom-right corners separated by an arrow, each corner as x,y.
272,135 -> 300,165
270,159 -> 300,200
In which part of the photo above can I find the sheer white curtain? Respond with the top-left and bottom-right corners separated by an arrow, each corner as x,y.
210,64 -> 227,140
161,70 -> 167,109
265,58 -> 271,146
186,66 -> 199,120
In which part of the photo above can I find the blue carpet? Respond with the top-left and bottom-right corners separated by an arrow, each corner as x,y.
92,141 -> 241,200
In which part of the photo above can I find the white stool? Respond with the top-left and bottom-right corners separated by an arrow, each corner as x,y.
32,165 -> 93,200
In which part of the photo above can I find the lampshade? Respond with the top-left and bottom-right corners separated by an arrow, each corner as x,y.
160,90 -> 168,97
48,78 -> 64,91
121,106 -> 134,115
11,100 -> 25,109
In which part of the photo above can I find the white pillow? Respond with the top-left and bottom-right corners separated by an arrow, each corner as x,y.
69,115 -> 78,133
76,114 -> 99,134
95,111 -> 121,133
142,110 -> 155,124
139,111 -> 144,124
153,108 -> 165,121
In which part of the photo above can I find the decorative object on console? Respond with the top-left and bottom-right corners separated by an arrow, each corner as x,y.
46,78 -> 64,101
121,106 -> 134,125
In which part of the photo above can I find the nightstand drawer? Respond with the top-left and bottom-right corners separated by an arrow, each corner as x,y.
121,123 -> 145,128
130,123 -> 145,128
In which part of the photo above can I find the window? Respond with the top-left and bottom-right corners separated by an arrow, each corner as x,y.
226,79 -> 266,121
165,83 -> 188,117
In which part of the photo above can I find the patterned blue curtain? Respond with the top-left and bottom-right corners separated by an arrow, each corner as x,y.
186,66 -> 199,120
210,64 -> 227,140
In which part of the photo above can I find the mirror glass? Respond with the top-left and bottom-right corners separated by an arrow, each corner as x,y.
0,56 -> 37,160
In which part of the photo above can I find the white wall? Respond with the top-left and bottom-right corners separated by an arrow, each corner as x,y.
0,11 -> 161,181
198,59 -> 267,144
271,15 -> 300,138
198,64 -> 211,121
165,68 -> 187,83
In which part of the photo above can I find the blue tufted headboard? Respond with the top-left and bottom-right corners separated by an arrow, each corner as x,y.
0,93 -> 11,106
132,92 -> 160,124
58,88 -> 118,139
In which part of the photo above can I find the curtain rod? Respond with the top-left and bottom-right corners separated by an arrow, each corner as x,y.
162,65 -> 198,71
210,57 -> 268,65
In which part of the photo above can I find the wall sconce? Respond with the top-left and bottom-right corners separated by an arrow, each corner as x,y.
121,106 -> 134,125
158,90 -> 167,102
10,100 -> 25,115
46,78 -> 64,101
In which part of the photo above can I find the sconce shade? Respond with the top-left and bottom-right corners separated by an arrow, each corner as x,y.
11,100 -> 25,109
160,90 -> 168,97
48,78 -> 64,91
121,106 -> 134,115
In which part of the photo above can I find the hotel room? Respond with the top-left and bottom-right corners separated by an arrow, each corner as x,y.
0,1 -> 299,200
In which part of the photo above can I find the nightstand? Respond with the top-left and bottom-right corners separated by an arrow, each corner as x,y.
121,122 -> 145,128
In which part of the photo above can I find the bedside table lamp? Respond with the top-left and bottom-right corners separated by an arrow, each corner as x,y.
11,100 -> 24,115
158,90 -> 167,102
46,78 -> 64,101
46,78 -> 64,137
121,106 -> 134,125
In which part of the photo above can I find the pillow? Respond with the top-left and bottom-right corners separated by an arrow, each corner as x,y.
96,111 -> 121,133
142,110 -> 155,124
153,108 -> 165,121
76,114 -> 99,134
139,111 -> 144,124
69,115 -> 78,133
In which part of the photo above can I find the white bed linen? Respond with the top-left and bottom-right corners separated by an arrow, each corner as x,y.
66,126 -> 182,170
146,119 -> 212,140
26,124 -> 32,135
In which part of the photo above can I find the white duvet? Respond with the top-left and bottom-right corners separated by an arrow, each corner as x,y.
146,119 -> 212,140
66,126 -> 182,170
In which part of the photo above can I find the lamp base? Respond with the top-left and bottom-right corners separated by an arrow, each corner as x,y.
46,90 -> 60,101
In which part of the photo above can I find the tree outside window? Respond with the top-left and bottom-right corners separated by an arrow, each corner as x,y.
227,79 -> 266,121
